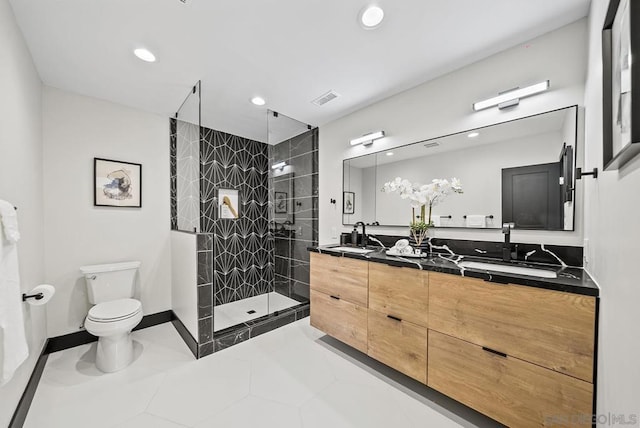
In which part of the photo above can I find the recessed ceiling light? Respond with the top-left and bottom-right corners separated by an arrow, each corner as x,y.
251,96 -> 266,106
468,132 -> 480,138
133,48 -> 156,63
360,5 -> 384,28
386,152 -> 394,156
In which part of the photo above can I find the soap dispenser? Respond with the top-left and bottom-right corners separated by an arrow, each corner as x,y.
351,226 -> 358,246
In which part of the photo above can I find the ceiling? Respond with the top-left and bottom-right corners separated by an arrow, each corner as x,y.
9,0 -> 590,143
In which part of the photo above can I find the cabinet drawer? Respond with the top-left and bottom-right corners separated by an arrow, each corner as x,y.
429,272 -> 595,382
369,263 -> 428,327
310,290 -> 368,353
367,309 -> 427,384
428,330 -> 592,428
310,252 -> 368,307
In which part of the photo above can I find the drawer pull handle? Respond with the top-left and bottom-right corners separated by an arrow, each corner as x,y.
330,295 -> 340,300
387,315 -> 402,322
484,275 -> 509,285
482,346 -> 507,358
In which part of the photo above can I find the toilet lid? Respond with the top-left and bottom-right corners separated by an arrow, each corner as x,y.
88,299 -> 142,322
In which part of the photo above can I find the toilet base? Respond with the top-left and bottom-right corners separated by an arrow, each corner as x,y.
95,332 -> 134,373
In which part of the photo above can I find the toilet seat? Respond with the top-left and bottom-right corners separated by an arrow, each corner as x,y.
88,298 -> 142,323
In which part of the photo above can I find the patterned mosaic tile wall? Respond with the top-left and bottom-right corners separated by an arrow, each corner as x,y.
271,128 -> 319,302
200,127 -> 273,307
170,119 -> 177,230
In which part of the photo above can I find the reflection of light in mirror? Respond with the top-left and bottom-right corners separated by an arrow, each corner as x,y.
468,132 -> 480,138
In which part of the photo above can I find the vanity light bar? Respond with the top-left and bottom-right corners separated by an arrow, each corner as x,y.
272,161 -> 286,170
349,131 -> 385,146
472,81 -> 550,111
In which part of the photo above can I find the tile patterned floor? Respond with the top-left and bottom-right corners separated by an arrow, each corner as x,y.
214,292 -> 302,332
24,319 -> 500,428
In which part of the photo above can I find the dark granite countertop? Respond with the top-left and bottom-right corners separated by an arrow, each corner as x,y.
308,245 -> 599,297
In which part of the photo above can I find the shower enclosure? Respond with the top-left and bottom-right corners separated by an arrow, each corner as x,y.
170,83 -> 317,358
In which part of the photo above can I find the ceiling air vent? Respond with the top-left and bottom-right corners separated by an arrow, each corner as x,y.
312,90 -> 340,106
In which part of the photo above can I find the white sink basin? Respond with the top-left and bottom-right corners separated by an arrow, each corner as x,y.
325,246 -> 375,255
458,261 -> 557,279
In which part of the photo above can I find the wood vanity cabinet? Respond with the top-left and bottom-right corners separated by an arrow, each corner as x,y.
429,272 -> 596,382
428,330 -> 593,428
428,272 -> 596,427
367,263 -> 429,383
309,252 -> 368,306
310,252 -> 369,352
309,254 -> 597,427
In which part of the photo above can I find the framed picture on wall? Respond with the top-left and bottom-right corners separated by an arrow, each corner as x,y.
94,158 -> 142,207
218,188 -> 240,219
274,191 -> 288,214
602,0 -> 640,170
343,191 -> 355,215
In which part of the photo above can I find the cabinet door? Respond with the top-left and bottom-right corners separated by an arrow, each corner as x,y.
369,263 -> 428,328
310,252 -> 368,307
367,309 -> 427,384
428,330 -> 593,428
429,272 -> 596,382
310,290 -> 368,353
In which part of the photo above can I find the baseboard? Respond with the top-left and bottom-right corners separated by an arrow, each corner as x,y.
44,309 -> 174,354
8,343 -> 49,428
170,312 -> 198,358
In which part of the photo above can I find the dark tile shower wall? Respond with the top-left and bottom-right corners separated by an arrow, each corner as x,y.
270,128 -> 319,302
170,119 -> 177,230
200,127 -> 273,307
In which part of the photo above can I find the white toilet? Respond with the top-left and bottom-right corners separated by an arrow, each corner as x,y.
80,261 -> 143,373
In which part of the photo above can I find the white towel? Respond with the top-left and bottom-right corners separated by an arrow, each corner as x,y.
466,215 -> 486,228
0,199 -> 28,386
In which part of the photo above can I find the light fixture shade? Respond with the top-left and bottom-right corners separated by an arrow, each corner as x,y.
272,161 -> 286,170
349,130 -> 385,146
473,81 -> 549,111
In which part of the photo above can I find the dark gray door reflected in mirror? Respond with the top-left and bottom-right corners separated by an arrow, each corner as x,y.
502,162 -> 563,230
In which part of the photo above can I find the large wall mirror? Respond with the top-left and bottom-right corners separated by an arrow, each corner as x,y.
343,105 -> 578,230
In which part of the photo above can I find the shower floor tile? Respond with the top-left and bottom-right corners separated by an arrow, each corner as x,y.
213,292 -> 302,332
23,319 -> 498,428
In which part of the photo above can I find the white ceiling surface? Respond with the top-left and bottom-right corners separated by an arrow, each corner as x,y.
10,0 -> 590,143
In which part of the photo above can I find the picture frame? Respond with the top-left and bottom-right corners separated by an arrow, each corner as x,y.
94,157 -> 142,208
343,191 -> 355,215
274,191 -> 288,214
218,188 -> 240,219
602,0 -> 640,170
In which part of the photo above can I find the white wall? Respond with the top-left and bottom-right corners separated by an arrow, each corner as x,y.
0,0 -> 47,425
42,87 -> 172,337
583,0 -> 640,422
320,19 -> 588,246
171,231 -> 197,339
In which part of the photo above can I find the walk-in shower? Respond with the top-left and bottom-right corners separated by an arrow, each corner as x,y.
170,82 -> 317,358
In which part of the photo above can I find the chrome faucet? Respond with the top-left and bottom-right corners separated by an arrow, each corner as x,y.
502,223 -> 516,262
354,221 -> 368,247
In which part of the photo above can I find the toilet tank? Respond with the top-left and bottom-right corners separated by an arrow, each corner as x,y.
80,261 -> 141,304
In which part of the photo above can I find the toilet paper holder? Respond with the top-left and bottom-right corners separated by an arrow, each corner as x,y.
22,292 -> 44,302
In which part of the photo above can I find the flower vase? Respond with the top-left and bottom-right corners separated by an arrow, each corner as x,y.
409,228 -> 431,256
